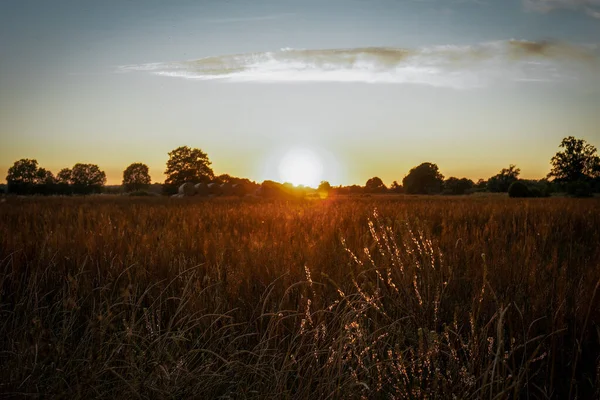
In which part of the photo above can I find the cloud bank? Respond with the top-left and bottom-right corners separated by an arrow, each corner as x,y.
119,40 -> 600,89
524,0 -> 600,18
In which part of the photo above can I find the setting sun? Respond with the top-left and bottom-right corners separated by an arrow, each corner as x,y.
278,148 -> 323,187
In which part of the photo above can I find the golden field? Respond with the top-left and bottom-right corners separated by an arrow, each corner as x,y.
1,196 -> 599,399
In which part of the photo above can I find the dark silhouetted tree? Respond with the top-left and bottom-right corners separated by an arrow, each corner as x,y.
122,162 -> 151,192
164,146 -> 214,188
474,179 -> 487,192
6,159 -> 41,194
55,168 -> 73,194
443,177 -> 474,195
508,181 -> 530,198
402,162 -> 444,194
214,174 -> 255,190
317,180 -> 332,197
318,181 -> 332,192
214,174 -> 232,184
547,136 -> 600,185
71,163 -> 107,194
35,168 -> 55,185
365,177 -> 386,193
487,165 -> 520,192
56,168 -> 72,184
34,168 -> 56,195
390,180 -> 403,194
333,185 -> 363,195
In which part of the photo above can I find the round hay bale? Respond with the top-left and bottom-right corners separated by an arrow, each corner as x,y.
194,183 -> 209,196
207,182 -> 222,195
231,183 -> 244,196
178,182 -> 196,196
220,183 -> 233,196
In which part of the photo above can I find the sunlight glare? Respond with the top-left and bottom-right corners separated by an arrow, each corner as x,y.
278,148 -> 323,187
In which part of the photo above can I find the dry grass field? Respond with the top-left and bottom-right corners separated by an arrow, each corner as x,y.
1,196 -> 599,399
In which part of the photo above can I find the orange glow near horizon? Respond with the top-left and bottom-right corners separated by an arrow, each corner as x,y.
277,148 -> 323,187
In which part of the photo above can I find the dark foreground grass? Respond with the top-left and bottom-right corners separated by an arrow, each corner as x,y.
0,196 -> 599,399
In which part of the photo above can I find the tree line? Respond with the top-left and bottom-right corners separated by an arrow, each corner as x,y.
2,146 -> 256,196
3,136 -> 600,197
325,136 -> 600,198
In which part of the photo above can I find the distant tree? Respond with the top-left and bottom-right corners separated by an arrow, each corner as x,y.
34,168 -> 56,195
318,181 -> 332,192
519,179 -> 551,198
547,136 -> 600,186
55,168 -> 73,194
164,146 -> 214,188
333,185 -> 363,196
6,159 -> 38,185
213,174 -> 256,193
214,174 -> 234,184
566,180 -> 593,197
56,168 -> 72,184
474,179 -> 487,192
6,159 -> 40,194
365,177 -> 386,193
35,168 -> 55,185
317,181 -> 332,197
443,177 -> 474,195
390,180 -> 403,194
487,165 -> 520,192
71,163 -> 107,194
402,162 -> 444,194
122,162 -> 151,192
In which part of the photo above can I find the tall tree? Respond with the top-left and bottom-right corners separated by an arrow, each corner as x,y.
6,159 -> 41,194
35,168 -> 55,185
56,168 -> 73,184
55,168 -> 73,194
390,180 -> 403,193
164,146 -> 214,187
71,163 -> 107,194
32,168 -> 56,195
365,177 -> 387,193
6,159 -> 39,184
444,177 -> 474,195
318,181 -> 332,192
122,162 -> 151,191
487,165 -> 520,192
547,136 -> 600,183
402,162 -> 444,194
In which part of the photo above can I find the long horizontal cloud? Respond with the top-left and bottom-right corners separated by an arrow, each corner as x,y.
119,40 -> 600,89
524,0 -> 600,18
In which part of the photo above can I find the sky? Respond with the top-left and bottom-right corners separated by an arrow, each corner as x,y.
1,0 -> 600,186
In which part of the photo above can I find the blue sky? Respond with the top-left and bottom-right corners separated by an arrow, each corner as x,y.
1,0 -> 599,185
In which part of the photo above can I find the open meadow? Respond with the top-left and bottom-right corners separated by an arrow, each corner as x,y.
1,196 -> 600,399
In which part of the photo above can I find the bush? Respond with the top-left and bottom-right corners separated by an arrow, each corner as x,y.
162,184 -> 178,196
128,190 -> 157,197
103,185 -> 123,195
566,180 -> 593,198
508,181 -> 530,198
443,177 -> 474,195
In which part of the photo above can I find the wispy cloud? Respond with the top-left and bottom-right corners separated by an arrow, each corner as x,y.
118,40 -> 600,89
586,6 -> 600,17
524,0 -> 600,18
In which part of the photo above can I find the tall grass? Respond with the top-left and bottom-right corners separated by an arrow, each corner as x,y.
0,196 -> 599,398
